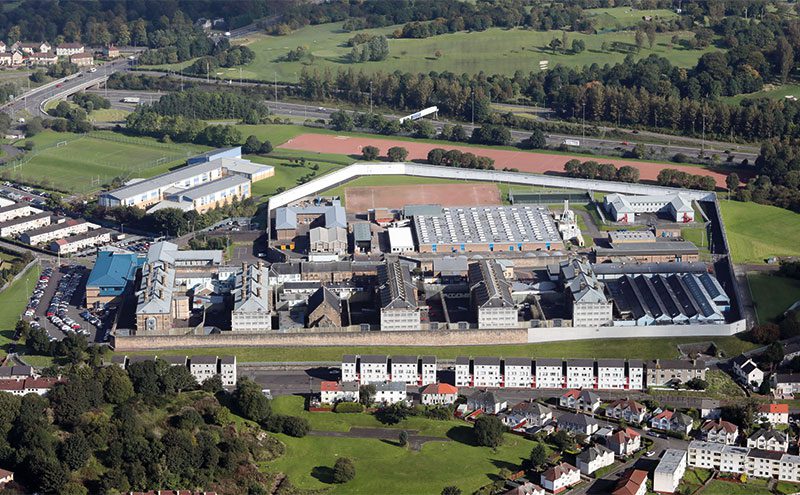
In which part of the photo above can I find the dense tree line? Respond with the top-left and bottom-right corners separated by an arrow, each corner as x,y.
183,44 -> 256,76
563,159 -> 640,183
72,93 -> 111,113
348,35 -> 389,63
656,168 -> 717,191
427,148 -> 495,170
148,88 -> 269,122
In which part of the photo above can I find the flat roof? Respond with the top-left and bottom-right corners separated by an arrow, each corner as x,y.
655,449 -> 686,473
352,222 -> 371,242
218,157 -> 274,176
387,227 -> 414,249
595,241 -> 700,256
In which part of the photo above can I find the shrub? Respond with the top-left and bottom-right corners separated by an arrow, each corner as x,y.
387,146 -> 409,162
334,401 -> 364,413
362,145 -> 380,160
333,457 -> 356,483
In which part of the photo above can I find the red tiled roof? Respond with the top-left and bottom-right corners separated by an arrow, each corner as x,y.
422,383 -> 458,395
758,403 -> 789,414
0,381 -> 23,391
541,462 -> 577,482
561,389 -> 580,399
320,381 -> 341,392
612,469 -> 648,495
653,410 -> 673,420
701,419 -> 737,434
608,398 -> 645,413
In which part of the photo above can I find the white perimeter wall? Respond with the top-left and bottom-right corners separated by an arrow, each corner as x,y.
267,162 -> 716,211
527,319 -> 747,343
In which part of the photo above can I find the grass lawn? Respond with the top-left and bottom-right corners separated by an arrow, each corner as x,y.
271,430 -> 540,494
652,370 -> 745,399
123,335 -> 757,363
248,154 -> 353,198
720,200 -> 800,264
89,108 -> 130,122
776,481 -> 800,495
722,83 -> 800,104
587,7 -> 678,30
747,273 -> 800,323
700,478 -> 771,495
143,22 -> 717,83
4,130 -> 207,194
0,264 -> 40,361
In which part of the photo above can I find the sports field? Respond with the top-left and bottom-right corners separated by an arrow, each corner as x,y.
720,200 -> 800,264
747,273 -> 800,323
345,183 -> 500,212
278,133 -> 729,187
143,20 -> 717,83
4,131 -> 206,194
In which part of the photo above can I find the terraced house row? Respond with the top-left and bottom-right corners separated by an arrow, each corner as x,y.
687,440 -> 800,483
341,355 -> 706,391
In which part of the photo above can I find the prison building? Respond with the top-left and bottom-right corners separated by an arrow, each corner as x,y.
86,249 -> 145,306
468,260 -> 517,329
274,200 -> 347,240
0,211 -> 51,237
607,230 -> 656,244
592,261 -> 709,281
604,193 -> 695,223
307,286 -> 342,328
157,174 -> 252,214
560,259 -> 613,328
0,202 -> 40,223
49,227 -> 112,254
147,241 -> 222,268
594,241 -> 701,263
352,222 -> 372,253
412,205 -> 563,253
135,262 -> 181,335
21,218 -> 98,245
377,261 -> 420,331
231,262 -> 271,332
606,273 -> 726,326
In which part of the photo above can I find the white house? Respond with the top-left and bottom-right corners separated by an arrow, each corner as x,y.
540,462 -> 580,494
390,355 -> 419,385
342,355 -> 358,382
455,356 -> 471,387
747,429 -> 789,452
535,358 -> 563,389
420,383 -> 458,406
756,403 -> 789,426
597,359 -> 626,389
653,449 -> 686,494
731,355 -> 765,390
504,357 -> 533,388
701,419 -> 739,445
604,398 -> 647,423
650,410 -> 693,435
360,355 -> 389,384
774,373 -> 800,398
420,355 -> 437,386
320,381 -> 359,404
627,360 -> 644,390
576,444 -> 614,475
559,389 -> 600,413
467,390 -> 506,414
502,482 -> 545,495
606,427 -> 641,457
509,400 -> 552,427
373,381 -> 407,405
687,441 -> 749,474
565,359 -> 595,389
558,412 -> 599,436
604,193 -> 694,223
473,356 -> 502,388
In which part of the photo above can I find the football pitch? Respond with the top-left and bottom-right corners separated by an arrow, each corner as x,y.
4,132 -> 206,194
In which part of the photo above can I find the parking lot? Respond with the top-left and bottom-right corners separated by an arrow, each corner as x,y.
22,262 -> 115,344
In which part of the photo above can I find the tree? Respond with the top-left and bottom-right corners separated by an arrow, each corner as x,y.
442,487 -> 462,495
529,443 -> 547,469
243,135 -> 262,154
550,430 -> 576,452
100,365 -> 134,404
359,384 -> 376,406
686,378 -> 708,390
427,148 -> 446,165
414,119 -> 436,138
763,341 -> 785,368
376,403 -> 412,425
387,146 -> 409,162
726,172 -> 740,192
758,378 -> 772,396
548,38 -> 562,54
281,416 -> 310,437
634,30 -> 645,52
59,432 -> 91,470
520,128 -> 546,149
201,374 -> 223,394
362,145 -> 380,160
233,378 -> 271,423
571,39 -> 585,54
616,165 -> 640,183
398,430 -> 408,447
646,26 -> 657,49
751,323 -> 780,344
330,110 -> 354,131
473,415 -> 505,448
333,457 -> 356,483
259,139 -> 273,154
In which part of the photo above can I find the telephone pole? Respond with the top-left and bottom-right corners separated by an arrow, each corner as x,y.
369,80 -> 373,114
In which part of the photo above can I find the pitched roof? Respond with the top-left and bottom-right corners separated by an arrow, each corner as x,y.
421,383 -> 458,395
612,469 -> 648,495
749,428 -> 787,443
577,444 -> 612,463
469,260 -> 514,309
607,398 -> 645,414
757,403 -> 789,414
701,419 -> 738,434
541,462 -> 578,482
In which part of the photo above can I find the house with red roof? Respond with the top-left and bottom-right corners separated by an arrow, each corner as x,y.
650,410 -> 693,435
756,403 -> 789,426
420,382 -> 458,405
319,380 -> 359,404
606,427 -> 641,456
605,398 -> 647,423
612,468 -> 647,495
0,468 -> 13,488
558,389 -> 600,413
700,419 -> 738,444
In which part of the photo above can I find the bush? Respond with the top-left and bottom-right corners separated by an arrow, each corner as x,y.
281,416 -> 310,437
473,415 -> 505,448
362,145 -> 380,160
334,401 -> 364,413
333,457 -> 356,483
387,146 -> 409,162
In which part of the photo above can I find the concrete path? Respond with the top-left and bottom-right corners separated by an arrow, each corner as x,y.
309,427 -> 450,451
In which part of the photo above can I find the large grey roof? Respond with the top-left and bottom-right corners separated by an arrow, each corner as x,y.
233,263 -> 270,314
147,241 -> 222,265
377,261 -> 417,310
360,355 -> 387,364
433,255 -> 469,275
0,211 -> 50,229
390,355 -> 418,364
594,241 -> 700,256
352,222 -> 372,242
178,174 -> 249,200
608,273 -> 724,323
103,160 -> 223,201
577,444 -> 612,463
135,262 -> 175,315
593,262 -> 709,277
469,260 -> 514,309
274,202 -> 346,230
474,356 -> 501,366
307,286 -> 341,314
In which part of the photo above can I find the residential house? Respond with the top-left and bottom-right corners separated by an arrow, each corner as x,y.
627,360 -> 644,390
502,482 -> 545,495
390,355 -> 419,385
319,381 -> 359,404
731,355 -> 764,390
342,355 -> 357,382
653,449 -> 686,494
535,358 -> 564,389
650,410 -> 693,435
699,399 -> 722,420
606,428 -> 641,457
701,420 -> 739,445
558,412 -> 599,436
504,357 -> 533,388
0,51 -> 23,66
646,359 -> 707,387
597,359 -> 626,389
559,389 -> 600,413
747,429 -> 789,452
188,356 -> 217,384
420,383 -> 458,405
604,398 -> 647,423
373,381 -> 407,405
455,356 -> 471,387
467,390 -> 507,414
420,355 -> 437,386
687,441 -> 749,473
306,287 -> 341,327
27,52 -> 57,65
576,444 -> 614,475
219,356 -> 236,387
687,440 -> 800,482
748,449 -> 785,481
509,400 -> 552,427
56,42 -> 84,56
565,359 -> 595,389
473,356 -> 502,388
359,355 -> 389,384
17,41 -> 50,54
540,462 -> 580,494
104,44 -> 120,58
756,403 -> 789,425
611,469 -> 647,495
774,373 -> 800,398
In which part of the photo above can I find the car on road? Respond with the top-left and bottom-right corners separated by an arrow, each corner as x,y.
645,450 -> 656,457
56,83 -> 62,88
89,67 -> 97,73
